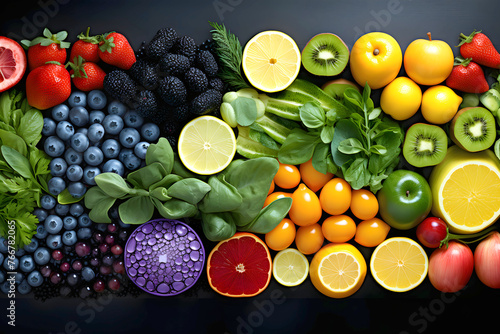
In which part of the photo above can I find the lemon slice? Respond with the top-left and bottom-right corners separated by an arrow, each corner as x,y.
242,30 -> 301,93
370,237 -> 428,292
272,248 -> 309,287
178,115 -> 236,175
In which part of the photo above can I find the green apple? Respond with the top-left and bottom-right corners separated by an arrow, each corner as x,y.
377,169 -> 432,230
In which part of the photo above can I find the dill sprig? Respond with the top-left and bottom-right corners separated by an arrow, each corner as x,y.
209,22 -> 251,91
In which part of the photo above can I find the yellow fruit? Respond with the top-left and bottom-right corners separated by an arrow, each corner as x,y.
370,237 -> 428,292
178,115 -> 236,175
421,85 -> 463,124
242,30 -> 301,93
272,248 -> 309,287
309,243 -> 367,298
380,76 -> 422,121
289,183 -> 323,226
349,32 -> 402,89
429,145 -> 500,234
404,32 -> 454,86
295,223 -> 324,255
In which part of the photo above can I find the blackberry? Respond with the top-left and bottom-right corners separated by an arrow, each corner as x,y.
161,120 -> 180,137
134,90 -> 159,119
158,53 -> 190,76
128,59 -> 159,90
184,67 -> 208,93
189,89 -> 222,115
157,76 -> 187,107
172,104 -> 191,125
171,35 -> 197,64
208,77 -> 225,93
145,27 -> 178,61
198,39 -> 215,52
135,40 -> 148,59
165,135 -> 178,151
103,70 -> 137,106
196,50 -> 218,77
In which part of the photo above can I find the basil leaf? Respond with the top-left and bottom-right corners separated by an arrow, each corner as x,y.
1,145 -> 32,179
149,187 -> 171,202
167,178 -> 211,205
343,87 -> 363,110
149,173 -> 183,190
369,144 -> 387,155
18,109 -> 43,146
238,197 -> 292,234
119,196 -> 155,225
198,174 -> 242,213
338,138 -> 366,155
201,212 -> 236,242
0,130 -> 27,157
84,187 -> 112,209
320,124 -> 335,144
278,128 -> 320,165
95,173 -> 132,198
368,107 -> 382,120
232,97 -> 258,126
330,119 -> 365,167
152,198 -> 198,219
88,196 -> 116,223
145,137 -> 174,174
57,188 -> 84,205
126,162 -> 167,190
342,157 -> 370,190
311,142 -> 330,175
299,102 -> 325,129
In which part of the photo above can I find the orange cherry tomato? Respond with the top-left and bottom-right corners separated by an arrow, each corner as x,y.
289,183 -> 323,226
354,218 -> 391,247
268,179 -> 275,195
350,189 -> 379,220
321,215 -> 356,243
299,158 -> 333,192
274,163 -> 301,189
265,218 -> 296,251
319,178 -> 351,215
295,223 -> 324,255
263,191 -> 292,208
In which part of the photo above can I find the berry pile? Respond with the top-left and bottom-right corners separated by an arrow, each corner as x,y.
103,27 -> 226,147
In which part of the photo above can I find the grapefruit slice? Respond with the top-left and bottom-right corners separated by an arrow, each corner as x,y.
207,232 -> 272,297
0,37 -> 27,93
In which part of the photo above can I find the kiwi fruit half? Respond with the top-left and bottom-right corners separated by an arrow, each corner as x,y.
450,107 -> 496,152
321,78 -> 360,100
301,33 -> 349,76
403,123 -> 448,168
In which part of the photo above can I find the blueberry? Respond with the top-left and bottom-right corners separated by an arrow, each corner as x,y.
46,234 -> 62,250
77,227 -> 92,240
64,147 -> 84,165
119,127 -> 141,148
14,272 -> 24,284
89,110 -> 106,124
3,256 -> 18,271
103,159 -> 125,176
82,166 -> 101,185
44,136 -> 65,157
17,280 -> 31,295
68,91 -> 87,108
88,123 -> 105,143
55,120 -> 75,141
27,270 -> 43,287
15,248 -> 25,257
87,90 -> 107,110
34,225 -> 48,239
0,238 -> 6,253
77,214 -> 91,228
69,106 -> 90,127
118,148 -> 133,162
0,254 -> 4,265
70,132 -> 90,153
44,215 -> 63,234
107,99 -> 128,116
76,127 -> 89,136
62,230 -> 77,246
54,203 -> 70,216
66,164 -> 84,182
123,152 -> 142,170
70,203 -> 84,217
47,176 -> 66,196
101,139 -> 121,159
42,117 -> 57,136
0,282 -> 10,294
33,208 -> 48,222
68,182 -> 87,198
0,271 -> 4,284
23,239 -> 39,253
140,123 -> 160,142
51,104 -> 70,121
102,114 -> 124,135
134,141 -> 150,159
63,216 -> 78,230
40,194 -> 57,210
82,267 -> 95,281
49,157 -> 68,177
34,247 -> 50,265
84,146 -> 104,166
19,255 -> 35,273
123,110 -> 144,128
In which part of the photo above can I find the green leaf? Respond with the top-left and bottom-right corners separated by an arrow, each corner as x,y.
126,162 -> 167,190
312,142 -> 332,175
152,198 -> 198,219
1,145 -> 33,179
57,188 -> 84,204
238,197 -> 292,234
330,119 -> 365,167
84,187 -> 112,209
277,128 -> 320,165
88,197 -> 116,223
299,102 -> 325,129
369,144 -> 388,155
198,174 -> 242,213
231,97 -> 258,126
149,187 -> 171,202
149,173 -> 184,190
146,137 -> 174,174
167,178 -> 211,205
95,173 -> 132,198
18,109 -> 43,146
342,157 -> 370,190
0,130 -> 28,157
368,107 -> 382,120
0,91 -> 13,125
320,125 -> 335,144
343,87 -> 363,110
248,128 -> 281,150
338,138 -> 366,155
201,212 -> 236,242
119,196 -> 155,225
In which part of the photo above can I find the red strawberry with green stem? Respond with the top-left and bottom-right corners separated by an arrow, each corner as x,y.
98,32 -> 136,70
21,28 -> 70,71
67,56 -> 106,91
26,61 -> 71,110
69,27 -> 101,63
445,57 -> 489,94
459,30 -> 500,69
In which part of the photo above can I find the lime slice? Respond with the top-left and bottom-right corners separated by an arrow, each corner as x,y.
272,248 -> 309,287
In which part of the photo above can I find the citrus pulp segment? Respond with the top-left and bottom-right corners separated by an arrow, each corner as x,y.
272,248 -> 309,287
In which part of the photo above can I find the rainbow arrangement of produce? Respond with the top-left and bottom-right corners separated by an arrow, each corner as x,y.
2,20 -> 500,303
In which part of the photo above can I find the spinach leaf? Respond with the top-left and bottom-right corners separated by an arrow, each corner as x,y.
299,102 -> 325,128
239,197 -> 292,234
201,212 -> 237,242
95,172 -> 132,198
145,137 -> 174,174
1,145 -> 33,179
278,128 -> 320,165
198,174 -> 242,213
167,178 -> 211,205
119,196 -> 155,225
126,162 -> 167,190
152,198 -> 198,219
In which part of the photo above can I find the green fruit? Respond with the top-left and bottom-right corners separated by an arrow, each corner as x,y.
321,78 -> 360,100
402,123 -> 448,168
449,106 -> 496,152
377,169 -> 432,230
301,33 -> 349,76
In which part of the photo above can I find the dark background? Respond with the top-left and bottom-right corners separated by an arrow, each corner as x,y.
1,0 -> 500,333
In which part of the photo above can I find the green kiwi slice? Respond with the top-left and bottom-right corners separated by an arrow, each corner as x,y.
450,107 -> 496,152
403,123 -> 448,168
301,33 -> 349,76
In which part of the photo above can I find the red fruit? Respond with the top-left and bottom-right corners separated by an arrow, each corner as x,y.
69,27 -> 101,63
26,62 -> 71,110
21,28 -> 70,71
445,57 -> 489,94
68,56 -> 106,91
98,32 -> 136,70
459,30 -> 500,69
0,37 -> 27,92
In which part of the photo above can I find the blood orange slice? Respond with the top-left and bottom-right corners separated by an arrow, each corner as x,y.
0,37 -> 27,93
207,232 -> 272,297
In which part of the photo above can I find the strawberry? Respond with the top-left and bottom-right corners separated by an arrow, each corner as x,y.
21,28 -> 70,71
98,32 -> 136,70
67,56 -> 106,91
69,27 -> 101,63
26,62 -> 71,110
445,57 -> 489,94
459,30 -> 500,69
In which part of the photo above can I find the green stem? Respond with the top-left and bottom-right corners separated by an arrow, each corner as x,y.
440,225 -> 498,248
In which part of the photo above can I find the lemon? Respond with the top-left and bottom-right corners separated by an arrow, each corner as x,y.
370,237 -> 428,292
272,248 -> 309,287
242,30 -> 301,93
309,243 -> 367,298
178,115 -> 236,175
421,85 -> 462,124
429,145 -> 500,234
380,76 -> 422,121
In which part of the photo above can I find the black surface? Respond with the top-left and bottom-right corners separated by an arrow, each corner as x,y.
1,0 -> 500,333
